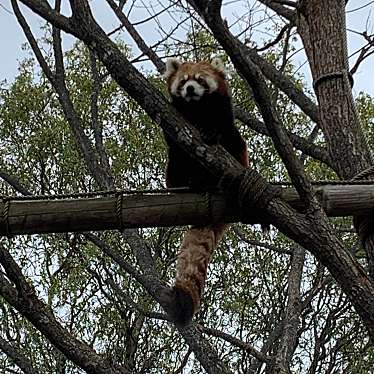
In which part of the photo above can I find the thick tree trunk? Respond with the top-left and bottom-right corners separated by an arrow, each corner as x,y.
297,0 -> 374,278
297,0 -> 371,177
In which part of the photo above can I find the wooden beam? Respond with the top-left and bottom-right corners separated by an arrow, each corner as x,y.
0,184 -> 373,236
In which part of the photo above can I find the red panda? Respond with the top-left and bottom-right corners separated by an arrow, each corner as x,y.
164,58 -> 249,325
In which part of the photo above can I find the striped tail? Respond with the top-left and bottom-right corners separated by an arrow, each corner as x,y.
170,223 -> 228,325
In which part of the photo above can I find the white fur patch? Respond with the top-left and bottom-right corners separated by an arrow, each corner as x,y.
170,77 -> 180,96
211,58 -> 226,75
205,76 -> 219,93
164,58 -> 182,79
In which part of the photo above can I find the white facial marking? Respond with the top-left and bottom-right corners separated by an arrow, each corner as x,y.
205,76 -> 219,93
181,80 -> 205,101
211,58 -> 225,74
170,77 -> 180,96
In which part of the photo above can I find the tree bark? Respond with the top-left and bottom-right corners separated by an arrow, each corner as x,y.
296,0 -> 374,279
297,0 -> 371,177
0,244 -> 130,374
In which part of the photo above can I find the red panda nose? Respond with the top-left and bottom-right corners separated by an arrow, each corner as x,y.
186,85 -> 195,95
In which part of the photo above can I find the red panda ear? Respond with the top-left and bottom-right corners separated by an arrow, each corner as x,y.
211,58 -> 226,75
164,58 -> 182,79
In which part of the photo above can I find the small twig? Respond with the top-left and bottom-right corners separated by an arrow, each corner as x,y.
106,0 -> 165,72
256,23 -> 291,52
233,227 -> 293,255
198,324 -> 271,363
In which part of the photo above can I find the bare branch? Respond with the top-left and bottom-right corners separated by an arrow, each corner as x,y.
270,246 -> 305,371
0,170 -> 32,196
350,31 -> 374,76
173,348 -> 192,374
106,0 -> 166,72
198,325 -> 271,363
233,227 -> 293,255
256,23 -> 292,52
89,50 -> 112,171
19,0 -> 73,33
234,107 -> 330,166
238,47 -> 319,123
257,0 -> 296,20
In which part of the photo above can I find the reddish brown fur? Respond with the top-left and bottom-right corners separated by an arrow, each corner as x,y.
166,61 -> 228,96
164,59 -> 249,325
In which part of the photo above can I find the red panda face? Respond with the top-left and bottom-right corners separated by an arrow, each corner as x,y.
164,58 -> 228,102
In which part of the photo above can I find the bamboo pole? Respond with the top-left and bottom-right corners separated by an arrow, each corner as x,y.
0,184 -> 373,236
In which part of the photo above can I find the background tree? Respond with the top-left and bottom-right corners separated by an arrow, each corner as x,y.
1,0 -> 374,373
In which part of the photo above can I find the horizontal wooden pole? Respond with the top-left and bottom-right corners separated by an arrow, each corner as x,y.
0,184 -> 373,236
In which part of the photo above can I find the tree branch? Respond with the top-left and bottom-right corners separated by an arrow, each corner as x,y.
256,23 -> 292,52
234,107 -> 330,166
198,324 -> 271,363
12,0 -> 114,190
258,0 -> 296,20
86,233 -> 234,374
0,335 -> 39,374
106,0 -> 165,73
0,170 -> 32,196
89,50 -> 112,172
0,243 -> 129,374
270,246 -> 305,372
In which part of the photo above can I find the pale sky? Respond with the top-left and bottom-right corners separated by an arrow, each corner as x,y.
1,0 -> 374,97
